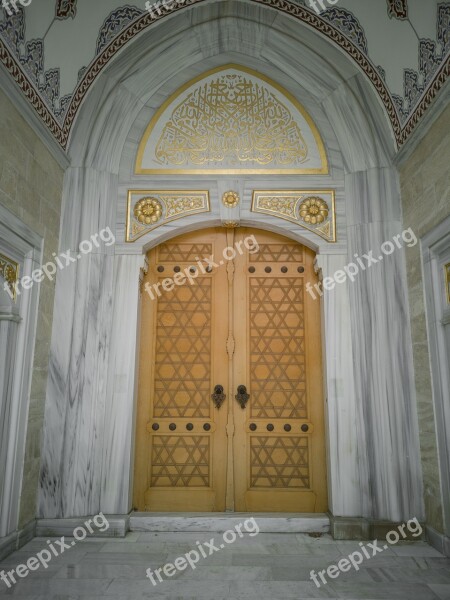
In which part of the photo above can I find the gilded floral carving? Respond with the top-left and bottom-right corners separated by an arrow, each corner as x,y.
134,197 -> 163,225
0,253 -> 19,300
299,197 -> 329,225
127,191 -> 210,242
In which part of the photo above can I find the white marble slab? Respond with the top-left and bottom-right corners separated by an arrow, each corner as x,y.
129,513 -> 330,533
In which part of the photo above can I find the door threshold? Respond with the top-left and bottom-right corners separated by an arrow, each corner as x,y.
129,512 -> 329,533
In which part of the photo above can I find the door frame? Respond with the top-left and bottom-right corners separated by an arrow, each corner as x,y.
422,215 -> 450,538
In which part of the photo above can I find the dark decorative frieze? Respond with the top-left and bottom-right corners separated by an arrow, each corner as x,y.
0,7 -> 73,124
0,6 -> 25,54
0,0 -> 448,150
398,4 -> 450,118
377,66 -> 386,81
55,0 -> 77,20
404,69 -> 424,112
438,3 -> 450,54
387,0 -> 408,21
39,68 -> 60,108
322,7 -> 368,54
392,94 -> 409,123
96,5 -> 144,55
419,39 -> 441,85
20,40 -> 44,84
77,66 -> 87,82
55,94 -> 72,120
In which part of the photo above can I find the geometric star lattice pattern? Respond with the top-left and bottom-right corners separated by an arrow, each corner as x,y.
151,435 -> 210,487
249,243 -> 304,263
157,243 -> 212,263
250,436 -> 310,488
154,277 -> 212,419
249,277 -> 307,419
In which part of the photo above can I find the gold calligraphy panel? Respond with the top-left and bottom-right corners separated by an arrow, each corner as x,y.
136,65 -> 328,175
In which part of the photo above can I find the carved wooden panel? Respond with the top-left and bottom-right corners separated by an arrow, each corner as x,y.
233,228 -> 327,512
151,435 -> 210,487
154,278 -> 212,419
157,243 -> 213,263
134,229 -> 229,512
250,436 -> 310,488
249,244 -> 303,263
249,277 -> 307,419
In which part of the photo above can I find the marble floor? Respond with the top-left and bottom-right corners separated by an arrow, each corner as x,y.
0,531 -> 449,599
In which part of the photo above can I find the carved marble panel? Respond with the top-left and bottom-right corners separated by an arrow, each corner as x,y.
251,190 -> 336,242
126,190 -> 210,242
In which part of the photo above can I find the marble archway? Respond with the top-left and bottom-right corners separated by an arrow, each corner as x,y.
38,0 -> 423,536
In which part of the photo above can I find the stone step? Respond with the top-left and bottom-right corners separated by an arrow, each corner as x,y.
129,512 -> 330,533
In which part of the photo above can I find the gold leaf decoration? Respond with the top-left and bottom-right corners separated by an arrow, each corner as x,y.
299,197 -> 329,225
155,74 -> 308,168
252,191 -> 336,243
222,191 -> 240,208
0,253 -> 19,301
222,221 -> 240,229
127,191 -> 210,242
134,197 -> 163,225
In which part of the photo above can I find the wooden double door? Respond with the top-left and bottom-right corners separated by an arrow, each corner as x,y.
134,228 -> 327,512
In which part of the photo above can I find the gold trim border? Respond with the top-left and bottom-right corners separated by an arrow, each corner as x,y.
251,190 -> 336,243
135,64 -> 329,175
126,190 -> 210,242
0,252 -> 20,301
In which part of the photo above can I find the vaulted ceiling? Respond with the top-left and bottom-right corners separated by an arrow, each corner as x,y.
0,0 -> 449,152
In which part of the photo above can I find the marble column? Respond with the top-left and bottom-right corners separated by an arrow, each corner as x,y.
39,167 -> 118,518
101,254 -> 143,514
0,292 -> 20,537
316,254 -> 371,518
345,167 -> 425,522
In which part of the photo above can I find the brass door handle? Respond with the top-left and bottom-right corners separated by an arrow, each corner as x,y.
235,385 -> 250,409
211,385 -> 226,409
